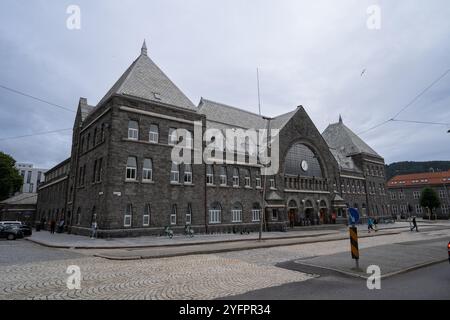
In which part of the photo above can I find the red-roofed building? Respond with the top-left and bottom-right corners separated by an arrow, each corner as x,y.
387,170 -> 450,219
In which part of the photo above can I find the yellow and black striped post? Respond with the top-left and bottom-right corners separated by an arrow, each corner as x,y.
349,226 -> 360,268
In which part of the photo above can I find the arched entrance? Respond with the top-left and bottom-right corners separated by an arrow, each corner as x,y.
319,200 -> 329,224
304,200 -> 315,225
287,200 -> 298,228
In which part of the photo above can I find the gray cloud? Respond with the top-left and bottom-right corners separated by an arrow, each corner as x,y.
0,0 -> 449,169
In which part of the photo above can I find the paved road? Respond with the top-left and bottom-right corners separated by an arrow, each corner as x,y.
227,261 -> 450,300
0,227 -> 449,300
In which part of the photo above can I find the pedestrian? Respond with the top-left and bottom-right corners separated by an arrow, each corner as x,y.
373,218 -> 378,232
411,216 -> 419,232
50,219 -> 56,234
91,220 -> 98,239
289,211 -> 295,229
367,217 -> 375,233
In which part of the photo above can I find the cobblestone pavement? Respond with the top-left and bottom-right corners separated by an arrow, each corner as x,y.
0,253 -> 312,300
1,227 -> 449,300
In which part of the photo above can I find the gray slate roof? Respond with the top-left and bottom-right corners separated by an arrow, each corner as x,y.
0,193 -> 37,205
322,120 -> 381,158
97,44 -> 196,110
198,98 -> 296,130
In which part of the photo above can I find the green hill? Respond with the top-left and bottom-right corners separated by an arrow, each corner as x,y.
386,161 -> 450,180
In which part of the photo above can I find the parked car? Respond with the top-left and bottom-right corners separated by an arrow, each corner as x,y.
0,225 -> 24,240
0,221 -> 32,236
448,241 -> 450,264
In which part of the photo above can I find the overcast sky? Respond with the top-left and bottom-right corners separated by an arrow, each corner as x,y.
0,0 -> 449,169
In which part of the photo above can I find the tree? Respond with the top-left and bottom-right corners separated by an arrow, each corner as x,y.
0,152 -> 23,201
420,187 -> 441,220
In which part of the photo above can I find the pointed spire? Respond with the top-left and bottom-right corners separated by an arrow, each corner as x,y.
141,39 -> 147,56
339,114 -> 343,123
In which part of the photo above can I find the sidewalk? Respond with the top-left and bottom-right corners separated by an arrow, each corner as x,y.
26,221 -> 449,260
294,236 -> 449,279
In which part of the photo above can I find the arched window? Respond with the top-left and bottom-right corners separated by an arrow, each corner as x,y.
184,164 -> 193,184
206,165 -> 214,185
168,128 -> 178,145
219,166 -> 227,186
170,205 -> 177,225
232,202 -> 243,223
126,157 -> 137,180
209,202 -> 222,224
284,143 -> 323,177
143,159 -> 153,182
87,133 -> 91,150
288,200 -> 298,209
170,162 -> 179,183
186,203 -> 192,225
143,204 -> 150,227
128,121 -> 139,140
252,203 -> 262,222
149,124 -> 159,143
124,204 -> 132,227
232,168 -> 239,187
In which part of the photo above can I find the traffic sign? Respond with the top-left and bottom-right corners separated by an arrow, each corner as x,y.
348,208 -> 360,225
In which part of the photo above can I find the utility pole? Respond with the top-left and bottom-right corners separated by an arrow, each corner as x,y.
257,68 -> 262,116
259,116 -> 272,241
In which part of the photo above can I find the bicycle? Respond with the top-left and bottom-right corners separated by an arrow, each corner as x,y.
164,226 -> 174,239
184,224 -> 194,238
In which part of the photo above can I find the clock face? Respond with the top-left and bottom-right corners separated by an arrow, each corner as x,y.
301,160 -> 309,172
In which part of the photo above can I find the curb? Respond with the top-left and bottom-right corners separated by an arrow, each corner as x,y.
94,230 -> 403,261
295,258 -> 448,280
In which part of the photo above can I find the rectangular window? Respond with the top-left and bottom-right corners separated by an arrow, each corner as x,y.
171,163 -> 180,183
252,209 -> 261,222
233,176 -> 239,187
126,157 -> 137,180
206,173 -> 214,185
255,177 -> 261,188
245,176 -> 251,187
124,204 -> 132,227
27,171 -> 32,184
149,124 -> 159,143
220,174 -> 227,186
170,205 -> 177,225
184,165 -> 193,184
143,204 -> 150,227
168,128 -> 178,145
186,204 -> 192,225
143,159 -> 153,182
128,121 -> 139,140
415,205 -> 423,215
232,210 -> 242,223
209,210 -> 221,224
270,178 -> 276,189
439,190 -> 446,199
272,209 -> 278,221
413,191 -> 420,199
442,204 -> 449,214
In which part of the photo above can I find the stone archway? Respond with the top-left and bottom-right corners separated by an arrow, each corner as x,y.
303,200 -> 315,225
319,200 -> 329,224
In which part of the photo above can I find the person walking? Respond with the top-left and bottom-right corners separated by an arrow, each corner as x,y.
90,220 -> 98,239
411,216 -> 419,232
367,217 -> 375,233
50,219 -> 56,234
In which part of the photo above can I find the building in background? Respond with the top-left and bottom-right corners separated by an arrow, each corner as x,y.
387,170 -> 450,219
36,42 -> 390,237
15,163 -> 47,194
0,193 -> 38,225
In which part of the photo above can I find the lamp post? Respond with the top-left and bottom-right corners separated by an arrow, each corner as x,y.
259,116 -> 272,241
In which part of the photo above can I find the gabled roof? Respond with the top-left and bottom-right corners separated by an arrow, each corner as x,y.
387,170 -> 450,188
322,117 -> 381,158
97,41 -> 196,110
198,98 -> 297,130
0,193 -> 37,205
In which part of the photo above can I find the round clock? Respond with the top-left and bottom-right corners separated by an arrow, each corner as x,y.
301,160 -> 309,172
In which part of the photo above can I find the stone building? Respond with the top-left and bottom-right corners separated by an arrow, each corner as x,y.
36,42 -> 390,237
387,170 -> 450,219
